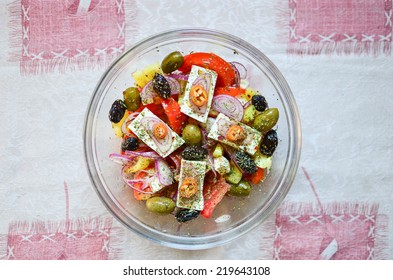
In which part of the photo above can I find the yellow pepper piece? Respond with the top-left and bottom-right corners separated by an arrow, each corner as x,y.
112,110 -> 130,138
124,157 -> 152,173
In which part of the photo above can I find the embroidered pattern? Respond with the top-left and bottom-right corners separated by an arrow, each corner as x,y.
286,0 -> 393,55
4,218 -> 122,260
8,0 -> 135,75
0,182 -> 123,260
273,203 -> 389,260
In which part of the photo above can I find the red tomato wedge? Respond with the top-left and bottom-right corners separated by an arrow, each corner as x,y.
214,86 -> 246,97
161,97 -> 187,135
244,167 -> 265,185
136,102 -> 167,121
201,175 -> 230,219
178,52 -> 236,87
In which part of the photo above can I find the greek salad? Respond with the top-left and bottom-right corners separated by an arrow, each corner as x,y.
108,51 -> 279,222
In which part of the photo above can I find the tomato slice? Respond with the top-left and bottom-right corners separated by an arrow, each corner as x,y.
214,86 -> 246,97
201,175 -> 230,219
179,52 -> 236,87
161,97 -> 187,135
244,167 -> 265,185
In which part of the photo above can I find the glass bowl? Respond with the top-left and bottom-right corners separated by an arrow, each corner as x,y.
83,28 -> 301,250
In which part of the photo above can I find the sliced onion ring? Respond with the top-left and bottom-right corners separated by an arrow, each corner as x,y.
212,95 -> 244,122
230,63 -> 240,87
155,158 -> 174,186
124,150 -> 161,159
168,73 -> 189,81
140,80 -> 156,105
109,153 -> 136,165
168,154 -> 181,175
165,76 -> 181,95
243,100 -> 252,108
125,179 -> 154,194
230,61 -> 247,79
121,112 -> 140,136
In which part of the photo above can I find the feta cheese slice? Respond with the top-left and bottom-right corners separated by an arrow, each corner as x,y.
208,113 -> 262,156
180,65 -> 217,123
150,177 -> 166,193
176,159 -> 206,211
128,108 -> 185,158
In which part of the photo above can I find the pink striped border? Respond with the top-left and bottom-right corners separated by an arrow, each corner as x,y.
8,0 -> 137,75
281,0 -> 393,55
1,217 -> 123,260
273,202 -> 388,260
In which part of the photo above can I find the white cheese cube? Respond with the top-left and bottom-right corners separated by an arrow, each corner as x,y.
176,159 -> 206,211
128,108 -> 185,158
213,156 -> 231,175
208,113 -> 262,156
180,65 -> 217,123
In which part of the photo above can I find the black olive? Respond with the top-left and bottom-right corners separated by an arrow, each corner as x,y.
152,73 -> 171,99
176,209 -> 200,223
251,95 -> 268,112
121,137 -> 139,151
108,99 -> 127,123
260,130 -> 278,156
234,150 -> 257,174
181,145 -> 208,161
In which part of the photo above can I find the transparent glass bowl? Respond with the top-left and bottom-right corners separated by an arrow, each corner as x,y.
83,28 -> 301,250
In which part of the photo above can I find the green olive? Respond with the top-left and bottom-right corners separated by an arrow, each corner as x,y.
252,108 -> 279,133
146,197 -> 175,215
228,180 -> 251,197
161,51 -> 184,74
182,124 -> 203,145
123,87 -> 141,111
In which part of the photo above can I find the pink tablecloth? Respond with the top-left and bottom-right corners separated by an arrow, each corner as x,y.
0,0 -> 392,259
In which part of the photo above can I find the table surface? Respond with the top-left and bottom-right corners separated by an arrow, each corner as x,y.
1,0 -> 392,260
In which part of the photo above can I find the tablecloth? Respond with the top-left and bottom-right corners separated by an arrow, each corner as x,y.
0,0 -> 392,260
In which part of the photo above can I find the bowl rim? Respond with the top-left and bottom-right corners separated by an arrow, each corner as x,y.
83,27 -> 302,250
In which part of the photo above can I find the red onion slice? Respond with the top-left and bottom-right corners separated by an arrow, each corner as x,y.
124,150 -> 161,159
165,76 -> 181,95
121,112 -> 140,136
121,165 -> 134,181
243,100 -> 252,108
230,63 -> 240,87
230,61 -> 247,80
168,154 -> 181,175
109,153 -> 136,165
212,95 -> 244,122
155,158 -> 174,186
140,80 -> 157,105
125,179 -> 154,194
215,117 -> 233,139
168,73 -> 189,81
140,116 -> 173,155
